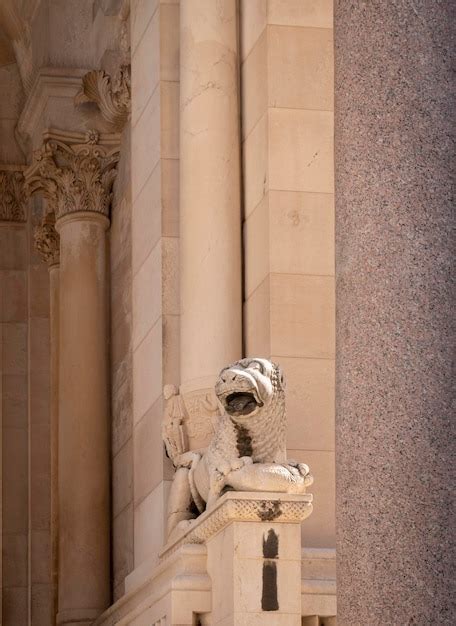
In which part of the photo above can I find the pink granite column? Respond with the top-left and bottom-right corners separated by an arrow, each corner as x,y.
335,2 -> 455,624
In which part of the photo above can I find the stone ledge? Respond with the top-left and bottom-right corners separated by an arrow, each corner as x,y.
95,544 -> 210,625
160,490 -> 313,561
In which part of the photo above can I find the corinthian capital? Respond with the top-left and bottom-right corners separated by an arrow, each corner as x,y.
24,129 -> 120,221
0,166 -> 27,222
75,65 -> 131,132
35,212 -> 60,266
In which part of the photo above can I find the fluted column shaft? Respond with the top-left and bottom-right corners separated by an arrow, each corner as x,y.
335,2 -> 455,623
179,0 -> 242,392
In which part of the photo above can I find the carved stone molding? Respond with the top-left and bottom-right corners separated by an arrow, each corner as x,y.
35,211 -> 60,266
0,166 -> 27,222
17,68 -> 90,146
160,491 -> 313,561
75,65 -> 131,131
24,129 -> 121,220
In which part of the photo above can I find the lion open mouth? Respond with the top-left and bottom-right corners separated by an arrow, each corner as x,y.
225,392 -> 262,416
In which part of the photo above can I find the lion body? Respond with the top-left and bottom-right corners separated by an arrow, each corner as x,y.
164,358 -> 312,539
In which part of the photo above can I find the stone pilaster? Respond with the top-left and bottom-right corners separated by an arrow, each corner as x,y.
25,129 -> 120,625
335,2 -> 455,623
34,211 -> 60,620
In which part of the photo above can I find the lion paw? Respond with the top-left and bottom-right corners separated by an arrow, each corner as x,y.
230,456 -> 253,471
217,456 -> 253,476
284,460 -> 314,486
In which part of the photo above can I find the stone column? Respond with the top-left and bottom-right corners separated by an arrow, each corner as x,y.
25,130 -> 120,625
34,211 -> 60,620
179,0 -> 242,448
335,2 -> 455,624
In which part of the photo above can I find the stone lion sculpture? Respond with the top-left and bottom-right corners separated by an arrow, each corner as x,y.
163,358 -> 313,540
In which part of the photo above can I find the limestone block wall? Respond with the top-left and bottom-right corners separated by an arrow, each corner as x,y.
0,64 -> 24,163
0,58 -> 31,626
129,0 -> 180,574
122,0 -> 336,594
0,219 -> 29,624
110,126 -> 134,601
241,0 -> 335,547
0,1 -> 337,618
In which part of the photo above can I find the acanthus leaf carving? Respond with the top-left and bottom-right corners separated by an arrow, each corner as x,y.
24,130 -> 120,220
0,167 -> 27,222
75,65 -> 131,132
34,211 -> 60,266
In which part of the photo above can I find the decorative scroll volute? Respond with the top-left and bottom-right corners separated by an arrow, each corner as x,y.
24,129 -> 120,220
75,65 -> 131,132
35,212 -> 60,266
0,167 -> 27,222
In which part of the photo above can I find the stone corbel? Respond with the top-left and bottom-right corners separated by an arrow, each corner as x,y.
0,165 -> 27,222
24,128 -> 121,220
75,65 -> 131,132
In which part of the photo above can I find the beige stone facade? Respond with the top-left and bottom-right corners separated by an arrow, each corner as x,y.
1,1 -> 453,625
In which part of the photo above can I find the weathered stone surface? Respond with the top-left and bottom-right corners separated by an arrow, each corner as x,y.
25,129 -> 120,219
163,358 -> 313,540
34,211 -> 60,266
75,65 -> 131,131
0,168 -> 26,221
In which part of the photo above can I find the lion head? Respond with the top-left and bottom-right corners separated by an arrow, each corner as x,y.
215,357 -> 285,420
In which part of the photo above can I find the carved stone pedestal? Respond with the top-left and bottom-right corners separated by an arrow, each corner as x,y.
94,492 -> 315,625
161,491 -> 313,626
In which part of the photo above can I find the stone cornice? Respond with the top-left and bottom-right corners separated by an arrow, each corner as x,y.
34,211 -> 60,266
0,165 -> 27,222
24,128 -> 121,220
160,491 -> 313,561
17,68 -> 89,144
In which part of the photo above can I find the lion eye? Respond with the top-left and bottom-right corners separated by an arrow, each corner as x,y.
249,361 -> 262,371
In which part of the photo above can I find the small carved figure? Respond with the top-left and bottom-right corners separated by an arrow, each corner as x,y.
162,384 -> 188,465
164,358 -> 313,540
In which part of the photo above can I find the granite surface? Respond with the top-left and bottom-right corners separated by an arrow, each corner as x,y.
334,1 -> 455,624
